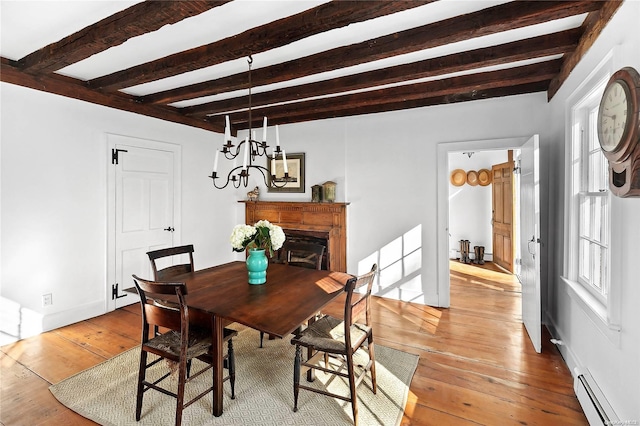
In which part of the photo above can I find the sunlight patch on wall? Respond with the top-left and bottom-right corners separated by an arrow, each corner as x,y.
358,224 -> 424,302
0,296 -> 43,345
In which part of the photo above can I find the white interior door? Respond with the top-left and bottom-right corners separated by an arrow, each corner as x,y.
518,135 -> 541,353
107,135 -> 181,310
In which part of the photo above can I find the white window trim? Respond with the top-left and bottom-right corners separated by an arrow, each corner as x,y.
562,51 -> 621,346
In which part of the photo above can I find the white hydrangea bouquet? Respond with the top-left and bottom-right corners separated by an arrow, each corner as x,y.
230,220 -> 286,257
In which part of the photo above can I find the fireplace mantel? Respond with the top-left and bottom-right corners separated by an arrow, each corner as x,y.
242,201 -> 348,272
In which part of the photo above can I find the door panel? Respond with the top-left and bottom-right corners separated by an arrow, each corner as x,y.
107,135 -> 181,310
492,161 -> 515,272
519,135 -> 542,353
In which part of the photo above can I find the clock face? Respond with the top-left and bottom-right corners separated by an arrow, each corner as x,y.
598,80 -> 629,152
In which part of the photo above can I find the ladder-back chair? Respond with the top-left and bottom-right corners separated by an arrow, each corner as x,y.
290,264 -> 378,425
132,275 -> 237,426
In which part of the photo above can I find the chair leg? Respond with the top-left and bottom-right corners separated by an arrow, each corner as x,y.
227,338 -> 236,399
175,358 -> 188,426
346,355 -> 358,426
259,331 -> 264,348
293,345 -> 301,412
135,350 -> 148,421
368,334 -> 377,394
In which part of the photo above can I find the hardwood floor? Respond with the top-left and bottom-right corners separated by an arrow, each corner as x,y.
0,261 -> 588,425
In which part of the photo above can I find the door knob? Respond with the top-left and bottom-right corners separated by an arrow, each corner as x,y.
164,227 -> 175,232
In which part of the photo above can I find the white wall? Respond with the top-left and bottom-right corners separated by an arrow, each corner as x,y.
448,150 -> 507,261
0,83 -> 241,336
342,94 -> 546,305
543,1 -> 640,421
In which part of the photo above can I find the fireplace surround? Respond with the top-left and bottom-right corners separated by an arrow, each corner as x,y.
242,201 -> 348,272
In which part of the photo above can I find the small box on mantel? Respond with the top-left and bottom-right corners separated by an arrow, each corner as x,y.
322,181 -> 336,203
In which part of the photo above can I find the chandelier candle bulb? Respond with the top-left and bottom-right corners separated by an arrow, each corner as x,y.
271,153 -> 276,176
262,117 -> 267,142
275,125 -> 280,147
242,137 -> 248,169
282,150 -> 288,174
225,115 -> 231,141
213,150 -> 219,173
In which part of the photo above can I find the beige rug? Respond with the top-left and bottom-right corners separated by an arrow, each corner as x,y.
50,327 -> 418,425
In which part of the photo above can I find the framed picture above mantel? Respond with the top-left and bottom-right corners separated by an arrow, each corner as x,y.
267,152 -> 305,193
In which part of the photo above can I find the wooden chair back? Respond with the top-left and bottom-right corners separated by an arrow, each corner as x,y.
283,241 -> 325,270
132,275 -> 187,344
147,245 -> 195,281
343,264 -> 377,346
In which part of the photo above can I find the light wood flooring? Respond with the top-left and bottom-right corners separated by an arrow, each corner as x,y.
0,261 -> 588,425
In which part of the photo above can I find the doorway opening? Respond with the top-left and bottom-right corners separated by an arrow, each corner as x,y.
447,149 -> 520,275
436,135 -> 542,352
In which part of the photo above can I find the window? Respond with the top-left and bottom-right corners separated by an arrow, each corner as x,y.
564,54 -> 621,344
570,79 -> 610,303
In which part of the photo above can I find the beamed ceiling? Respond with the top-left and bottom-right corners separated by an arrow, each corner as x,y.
0,0 -> 623,135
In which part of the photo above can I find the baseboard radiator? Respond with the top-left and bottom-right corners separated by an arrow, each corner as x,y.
574,368 -> 618,425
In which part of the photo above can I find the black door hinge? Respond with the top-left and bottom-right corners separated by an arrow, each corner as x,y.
112,149 -> 128,165
112,283 -> 127,300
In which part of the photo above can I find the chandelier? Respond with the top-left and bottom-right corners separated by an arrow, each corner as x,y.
209,56 -> 294,189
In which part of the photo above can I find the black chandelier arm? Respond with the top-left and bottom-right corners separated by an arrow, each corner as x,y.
209,166 -> 249,189
223,138 -> 272,162
222,142 -> 241,160
209,163 -> 294,189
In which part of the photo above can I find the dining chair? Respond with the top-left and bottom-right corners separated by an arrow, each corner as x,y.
147,244 -> 195,281
132,275 -> 237,426
290,264 -> 378,425
146,244 -> 195,337
259,241 -> 326,348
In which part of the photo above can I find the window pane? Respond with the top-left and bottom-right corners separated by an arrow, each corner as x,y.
579,238 -> 590,282
594,196 -> 608,244
592,244 -> 605,293
589,152 -> 607,192
599,247 -> 608,296
589,108 -> 599,151
579,194 -> 590,237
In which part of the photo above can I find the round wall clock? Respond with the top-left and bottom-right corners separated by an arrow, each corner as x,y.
597,67 -> 640,197
597,67 -> 640,163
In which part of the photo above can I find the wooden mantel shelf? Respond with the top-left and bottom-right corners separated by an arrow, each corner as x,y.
241,201 -> 348,272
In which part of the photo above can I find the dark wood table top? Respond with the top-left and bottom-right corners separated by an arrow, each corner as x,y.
174,261 -> 352,338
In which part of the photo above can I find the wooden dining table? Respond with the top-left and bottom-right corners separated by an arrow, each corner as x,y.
165,260 -> 352,417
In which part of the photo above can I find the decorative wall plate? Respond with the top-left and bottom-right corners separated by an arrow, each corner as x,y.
466,170 -> 479,186
450,169 -> 466,186
478,169 -> 492,186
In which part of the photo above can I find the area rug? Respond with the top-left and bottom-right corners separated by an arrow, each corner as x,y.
50,327 -> 418,425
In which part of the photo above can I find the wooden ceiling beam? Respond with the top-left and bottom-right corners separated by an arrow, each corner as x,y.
0,58 -> 221,132
18,1 -> 228,74
142,0 -> 600,106
88,1 -> 433,91
183,28 -> 581,117
547,0 -> 623,100
262,81 -> 551,126
225,59 -> 561,130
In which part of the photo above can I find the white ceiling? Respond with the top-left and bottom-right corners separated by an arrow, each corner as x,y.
3,0 -> 612,133
1,0 -> 586,107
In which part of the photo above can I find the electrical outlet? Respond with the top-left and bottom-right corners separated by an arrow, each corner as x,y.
42,293 -> 53,306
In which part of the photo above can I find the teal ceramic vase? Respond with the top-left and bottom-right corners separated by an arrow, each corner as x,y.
246,248 -> 268,285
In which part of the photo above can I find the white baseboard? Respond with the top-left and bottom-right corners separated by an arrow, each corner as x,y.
41,300 -> 106,333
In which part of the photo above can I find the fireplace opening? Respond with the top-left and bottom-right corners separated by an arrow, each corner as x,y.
277,229 -> 329,270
